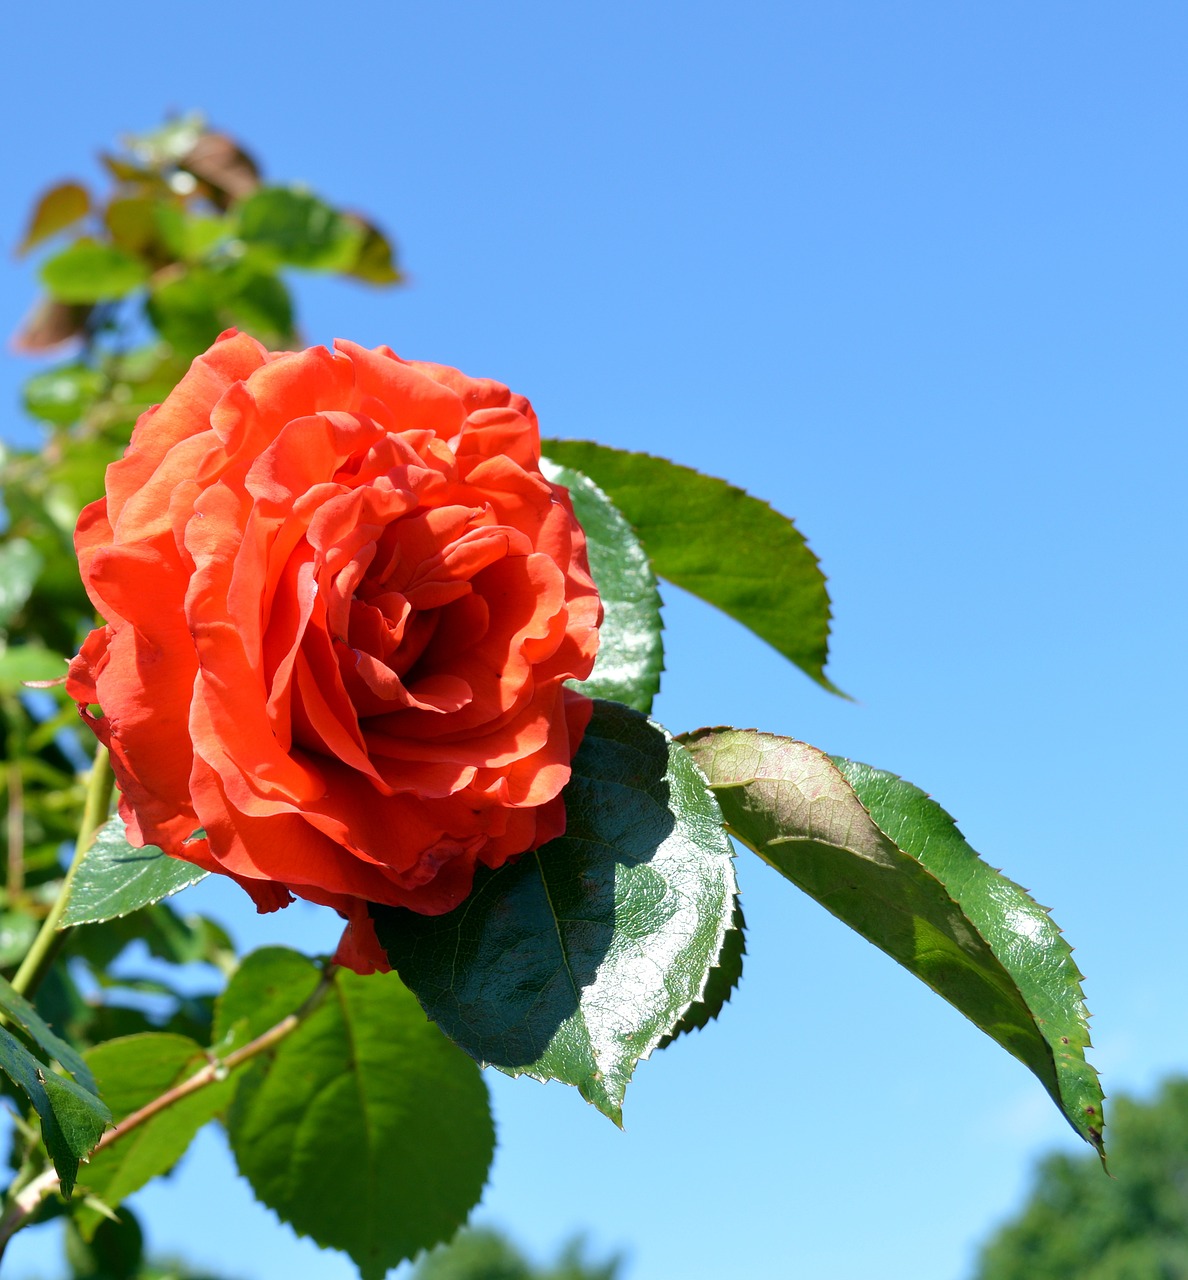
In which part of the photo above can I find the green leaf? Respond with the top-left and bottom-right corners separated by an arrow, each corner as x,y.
105,197 -> 163,256
0,971 -> 98,1093
681,728 -> 1103,1150
0,1025 -> 109,1195
18,181 -> 90,255
0,645 -> 68,692
235,188 -> 364,271
541,459 -> 663,712
61,816 -> 208,928
656,901 -> 745,1050
39,239 -> 149,303
147,264 -> 294,356
345,218 -> 402,284
227,960 -> 494,1280
542,441 -> 840,694
222,267 -> 294,345
145,267 -> 226,355
77,1033 -> 233,1231
832,757 -> 1104,1151
65,1208 -> 145,1280
0,538 -> 44,630
373,700 -> 737,1124
0,912 -> 38,968
21,364 -> 107,426
153,206 -> 232,261
212,946 -> 322,1052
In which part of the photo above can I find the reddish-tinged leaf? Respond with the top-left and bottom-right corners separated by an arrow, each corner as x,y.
17,181 -> 90,255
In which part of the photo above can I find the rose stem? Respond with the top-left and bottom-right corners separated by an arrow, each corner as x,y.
0,965 -> 337,1256
10,745 -> 114,999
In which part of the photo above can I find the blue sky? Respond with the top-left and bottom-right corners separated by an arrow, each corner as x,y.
3,3 -> 1187,1277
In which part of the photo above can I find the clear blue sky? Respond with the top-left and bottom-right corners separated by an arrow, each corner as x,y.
4,3 -> 1187,1278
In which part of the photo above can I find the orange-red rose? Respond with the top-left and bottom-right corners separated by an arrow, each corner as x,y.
67,332 -> 601,972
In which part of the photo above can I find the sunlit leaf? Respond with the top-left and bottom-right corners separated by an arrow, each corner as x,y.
40,239 -> 149,304
0,1024 -> 109,1195
375,701 -> 737,1124
833,757 -> 1104,1151
77,1033 -> 233,1233
656,901 -> 745,1050
541,458 -> 663,712
542,441 -> 840,694
0,970 -> 98,1093
227,957 -> 494,1280
682,728 -> 1103,1150
236,188 -> 364,270
61,816 -> 208,928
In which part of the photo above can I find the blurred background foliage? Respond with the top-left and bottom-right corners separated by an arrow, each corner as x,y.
973,1078 -> 1188,1280
48,1211 -> 619,1280
0,113 -> 402,1097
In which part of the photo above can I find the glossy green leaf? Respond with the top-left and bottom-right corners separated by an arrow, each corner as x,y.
0,645 -> 67,691
21,364 -> 106,426
227,959 -> 494,1280
61,816 -> 208,928
0,538 -> 43,630
656,901 -> 745,1050
373,700 -> 737,1124
77,1033 -> 234,1232
18,181 -> 90,255
542,440 -> 840,694
236,188 -> 364,270
832,757 -> 1104,1151
541,458 -> 663,712
0,1025 -> 109,1195
39,239 -> 149,303
682,728 -> 1103,1150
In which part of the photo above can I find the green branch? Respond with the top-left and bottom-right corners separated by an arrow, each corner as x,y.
0,965 -> 337,1255
10,746 -> 114,999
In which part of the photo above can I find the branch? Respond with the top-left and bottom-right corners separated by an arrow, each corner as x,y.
0,963 -> 337,1255
10,745 -> 114,998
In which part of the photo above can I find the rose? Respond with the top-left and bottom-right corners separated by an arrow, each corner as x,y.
67,331 -> 601,972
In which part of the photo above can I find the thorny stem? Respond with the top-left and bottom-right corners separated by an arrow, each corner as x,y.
0,965 -> 338,1258
10,746 -> 114,999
